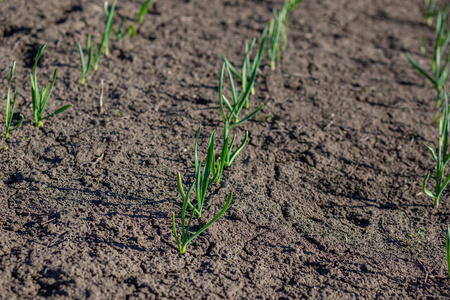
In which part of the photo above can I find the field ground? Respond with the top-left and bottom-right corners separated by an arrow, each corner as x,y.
1,0 -> 450,298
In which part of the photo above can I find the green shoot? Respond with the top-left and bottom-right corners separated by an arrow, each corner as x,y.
222,38 -> 257,102
77,34 -> 93,85
267,0 -> 303,69
215,30 -> 267,177
176,172 -> 196,215
30,44 -> 72,128
280,0 -> 303,51
94,0 -> 117,71
219,63 -> 262,129
193,126 -> 215,217
178,125 -> 242,217
176,126 -> 215,218
284,0 -> 303,13
447,225 -> 450,279
173,126 -> 233,254
5,61 -> 24,140
138,0 -> 155,25
172,192 -> 232,255
212,62 -> 260,184
219,27 -> 267,126
422,91 -> 450,208
113,17 -> 136,41
268,9 -> 283,70
210,125 -> 244,185
406,7 -> 450,108
212,28 -> 268,179
211,122 -> 249,183
104,2 -> 136,42
423,0 -> 437,27
103,0 -> 117,56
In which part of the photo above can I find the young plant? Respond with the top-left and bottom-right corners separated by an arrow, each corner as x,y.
77,34 -> 93,85
446,225 -> 450,279
267,0 -> 303,69
222,38 -> 257,101
280,0 -> 303,51
4,61 -> 24,139
138,0 -> 155,25
204,63 -> 261,187
406,7 -> 450,109
102,0 -> 117,56
422,91 -> 450,208
172,126 -> 233,254
214,44 -> 266,178
210,121 -> 249,185
219,63 -> 262,128
104,1 -> 136,42
423,0 -> 437,27
172,190 -> 232,255
113,17 -> 136,41
94,0 -> 117,71
284,0 -> 303,15
30,44 -> 72,128
222,27 -> 268,108
268,9 -> 283,70
193,126 -> 215,217
222,27 -> 267,108
219,28 -> 267,126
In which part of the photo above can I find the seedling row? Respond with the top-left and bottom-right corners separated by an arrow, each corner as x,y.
407,0 -> 450,280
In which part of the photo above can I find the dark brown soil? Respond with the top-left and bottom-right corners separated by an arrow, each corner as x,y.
1,0 -> 450,298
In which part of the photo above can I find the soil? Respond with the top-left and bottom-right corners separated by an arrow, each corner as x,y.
0,0 -> 450,298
